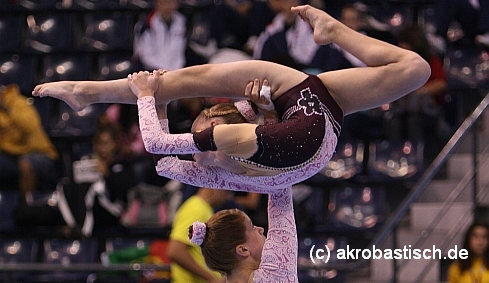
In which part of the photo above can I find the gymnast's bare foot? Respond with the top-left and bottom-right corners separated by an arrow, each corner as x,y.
291,5 -> 337,46
32,81 -> 89,111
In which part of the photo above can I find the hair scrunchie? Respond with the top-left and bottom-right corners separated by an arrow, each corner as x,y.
189,221 -> 207,246
234,100 -> 258,123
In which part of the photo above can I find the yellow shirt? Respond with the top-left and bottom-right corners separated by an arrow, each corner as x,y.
448,258 -> 489,283
169,195 -> 220,283
0,85 -> 58,159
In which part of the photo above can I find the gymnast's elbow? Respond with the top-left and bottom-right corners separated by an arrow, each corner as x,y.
143,139 -> 162,154
409,53 -> 431,88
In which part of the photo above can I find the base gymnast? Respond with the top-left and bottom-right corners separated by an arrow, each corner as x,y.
33,5 -> 431,193
189,187 -> 298,282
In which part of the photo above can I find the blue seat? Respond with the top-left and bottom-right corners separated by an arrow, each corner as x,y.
43,238 -> 98,264
72,0 -> 125,10
105,237 -> 153,254
0,191 -> 21,234
292,185 -> 328,233
367,140 -> 424,183
18,0 -> 67,10
307,141 -> 365,185
29,190 -> 59,206
126,0 -> 153,9
444,47 -> 489,89
0,0 -> 24,11
48,102 -> 107,138
297,236 -> 348,283
41,53 -> 93,82
24,13 -> 75,53
0,238 -> 39,282
0,54 -> 39,96
80,12 -> 134,51
32,96 -> 57,133
35,238 -> 98,282
13,190 -> 62,235
96,53 -> 139,80
0,238 -> 38,263
328,186 -> 385,231
0,15 -> 24,53
417,4 -> 436,33
367,3 -> 414,35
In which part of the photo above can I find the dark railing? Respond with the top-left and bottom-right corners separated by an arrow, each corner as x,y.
0,263 -> 169,272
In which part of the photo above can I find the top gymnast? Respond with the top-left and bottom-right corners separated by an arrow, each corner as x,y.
33,5 -> 431,193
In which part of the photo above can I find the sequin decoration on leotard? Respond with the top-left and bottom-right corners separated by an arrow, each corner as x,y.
232,75 -> 342,171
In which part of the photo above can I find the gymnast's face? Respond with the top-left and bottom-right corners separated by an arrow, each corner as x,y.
470,226 -> 488,256
242,213 -> 266,262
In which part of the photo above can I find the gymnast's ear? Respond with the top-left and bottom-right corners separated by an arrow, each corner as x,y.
235,244 -> 250,257
210,117 -> 225,127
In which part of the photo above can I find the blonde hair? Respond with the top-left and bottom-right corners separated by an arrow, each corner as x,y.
197,103 -> 248,125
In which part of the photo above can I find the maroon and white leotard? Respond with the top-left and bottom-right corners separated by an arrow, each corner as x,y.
137,75 -> 343,193
254,187 -> 298,282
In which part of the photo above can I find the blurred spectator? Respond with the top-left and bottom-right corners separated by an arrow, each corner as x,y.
0,84 -> 59,202
384,25 -> 450,168
448,222 -> 489,283
167,187 -> 229,283
104,104 -> 145,161
188,0 -> 274,63
427,0 -> 489,54
103,100 -> 202,185
253,0 -> 318,70
210,0 -> 275,54
74,119 -> 139,236
167,98 -> 204,134
102,104 -> 159,184
133,0 -> 187,70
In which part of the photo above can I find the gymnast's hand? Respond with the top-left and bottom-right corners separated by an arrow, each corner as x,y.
128,70 -> 161,99
245,78 -> 278,121
245,79 -> 272,108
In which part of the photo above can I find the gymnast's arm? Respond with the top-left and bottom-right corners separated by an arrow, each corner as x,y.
138,96 -> 200,155
254,187 -> 298,281
134,73 -> 277,157
131,71 -> 224,156
150,103 -> 276,194
151,154 -> 275,194
138,95 -> 262,158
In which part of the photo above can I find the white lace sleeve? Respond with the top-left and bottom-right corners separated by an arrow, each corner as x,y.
152,135 -> 335,194
154,155 -> 281,194
152,119 -> 292,194
254,187 -> 298,282
137,96 -> 200,155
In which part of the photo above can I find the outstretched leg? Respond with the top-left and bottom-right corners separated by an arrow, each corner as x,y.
33,79 -> 136,112
33,60 -> 306,111
292,5 -> 431,115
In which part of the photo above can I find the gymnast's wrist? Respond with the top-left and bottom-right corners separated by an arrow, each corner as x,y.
137,91 -> 155,98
